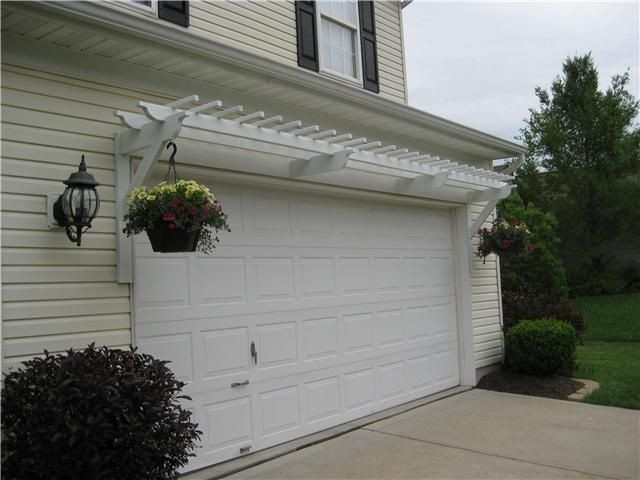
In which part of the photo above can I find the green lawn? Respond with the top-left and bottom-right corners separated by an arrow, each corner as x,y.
572,293 -> 640,409
573,293 -> 640,342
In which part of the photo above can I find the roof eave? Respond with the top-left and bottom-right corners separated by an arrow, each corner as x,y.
31,1 -> 526,158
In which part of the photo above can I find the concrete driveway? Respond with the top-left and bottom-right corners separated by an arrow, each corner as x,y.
228,389 -> 639,479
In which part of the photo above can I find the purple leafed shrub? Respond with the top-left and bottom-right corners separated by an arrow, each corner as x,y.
1,344 -> 201,480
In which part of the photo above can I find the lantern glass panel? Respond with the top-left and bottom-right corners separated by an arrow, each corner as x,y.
61,187 -> 74,219
82,189 -> 99,223
71,188 -> 85,222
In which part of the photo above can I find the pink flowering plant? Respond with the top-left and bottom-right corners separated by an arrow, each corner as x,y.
123,180 -> 230,253
476,218 -> 531,260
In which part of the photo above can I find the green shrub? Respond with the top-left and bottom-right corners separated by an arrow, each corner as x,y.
498,193 -> 569,299
570,269 -> 632,297
506,318 -> 577,375
502,290 -> 587,339
1,344 -> 201,480
622,262 -> 640,291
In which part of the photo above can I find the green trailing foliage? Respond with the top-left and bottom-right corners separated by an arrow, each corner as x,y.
506,318 -> 577,376
498,192 -> 568,299
502,290 -> 587,339
1,344 -> 201,480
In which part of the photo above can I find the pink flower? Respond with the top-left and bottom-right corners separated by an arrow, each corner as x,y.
163,213 -> 176,221
168,223 -> 176,230
503,239 -> 511,248
169,199 -> 181,207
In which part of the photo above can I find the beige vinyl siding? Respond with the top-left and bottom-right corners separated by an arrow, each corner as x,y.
0,63 -> 174,370
375,0 -> 407,103
469,204 -> 504,368
102,0 -> 407,103
195,0 -> 408,103
190,1 -> 298,66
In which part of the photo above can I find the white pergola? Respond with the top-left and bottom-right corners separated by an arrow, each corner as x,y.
114,95 -> 520,283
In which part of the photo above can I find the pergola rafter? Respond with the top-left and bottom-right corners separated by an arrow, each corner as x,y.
114,95 -> 519,282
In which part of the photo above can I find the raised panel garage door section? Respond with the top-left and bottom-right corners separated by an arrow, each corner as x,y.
134,182 -> 460,471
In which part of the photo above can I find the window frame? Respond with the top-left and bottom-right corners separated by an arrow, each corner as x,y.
127,0 -> 158,14
314,1 -> 363,86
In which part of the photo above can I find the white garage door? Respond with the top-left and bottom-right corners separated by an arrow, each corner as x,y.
134,181 -> 460,471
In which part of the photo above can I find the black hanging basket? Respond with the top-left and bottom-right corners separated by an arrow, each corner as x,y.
147,221 -> 201,253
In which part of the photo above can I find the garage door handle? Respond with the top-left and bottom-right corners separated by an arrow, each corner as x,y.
250,341 -> 258,365
231,380 -> 250,388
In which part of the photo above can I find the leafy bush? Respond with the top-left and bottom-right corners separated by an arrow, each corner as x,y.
498,192 -> 568,299
599,271 -> 629,295
502,290 -> 587,339
622,262 -> 640,291
1,344 -> 201,480
570,269 -> 633,297
505,318 -> 577,375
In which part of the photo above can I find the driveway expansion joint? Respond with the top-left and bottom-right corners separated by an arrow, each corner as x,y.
361,427 -> 626,480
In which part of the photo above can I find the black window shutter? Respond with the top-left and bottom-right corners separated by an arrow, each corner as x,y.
358,1 -> 379,93
295,1 -> 319,72
158,1 -> 189,28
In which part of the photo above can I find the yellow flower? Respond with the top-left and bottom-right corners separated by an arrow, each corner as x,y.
137,191 -> 147,200
146,195 -> 156,201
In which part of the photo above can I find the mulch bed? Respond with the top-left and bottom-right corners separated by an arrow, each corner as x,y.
477,370 -> 585,400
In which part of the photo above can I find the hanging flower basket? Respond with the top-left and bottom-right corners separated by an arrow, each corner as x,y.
476,218 -> 531,261
123,179 -> 230,254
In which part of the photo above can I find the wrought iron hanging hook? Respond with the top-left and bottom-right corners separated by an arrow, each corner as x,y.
164,141 -> 179,183
167,141 -> 177,165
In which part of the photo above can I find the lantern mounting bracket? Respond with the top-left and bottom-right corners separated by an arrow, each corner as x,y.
47,193 -> 65,229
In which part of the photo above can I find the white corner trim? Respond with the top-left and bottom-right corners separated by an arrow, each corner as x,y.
453,206 -> 476,386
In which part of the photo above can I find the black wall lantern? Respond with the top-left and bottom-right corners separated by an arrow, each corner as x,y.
52,155 -> 100,246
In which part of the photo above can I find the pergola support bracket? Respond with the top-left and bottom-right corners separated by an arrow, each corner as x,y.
114,102 -> 188,283
468,185 -> 514,238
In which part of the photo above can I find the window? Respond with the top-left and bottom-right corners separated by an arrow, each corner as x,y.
317,1 -> 360,81
129,0 -> 155,10
295,1 -> 379,93
126,0 -> 189,28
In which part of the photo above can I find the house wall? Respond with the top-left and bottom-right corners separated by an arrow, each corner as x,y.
469,204 -> 504,368
0,63 -> 163,370
370,0 -> 408,102
105,0 -> 408,103
0,61 -> 503,373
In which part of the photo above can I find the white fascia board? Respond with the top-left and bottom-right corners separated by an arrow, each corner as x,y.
32,1 -> 526,158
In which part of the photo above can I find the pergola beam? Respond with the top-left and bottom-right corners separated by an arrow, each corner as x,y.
113,96 -> 518,283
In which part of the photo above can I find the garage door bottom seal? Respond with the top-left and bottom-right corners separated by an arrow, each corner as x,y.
180,385 -> 472,480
